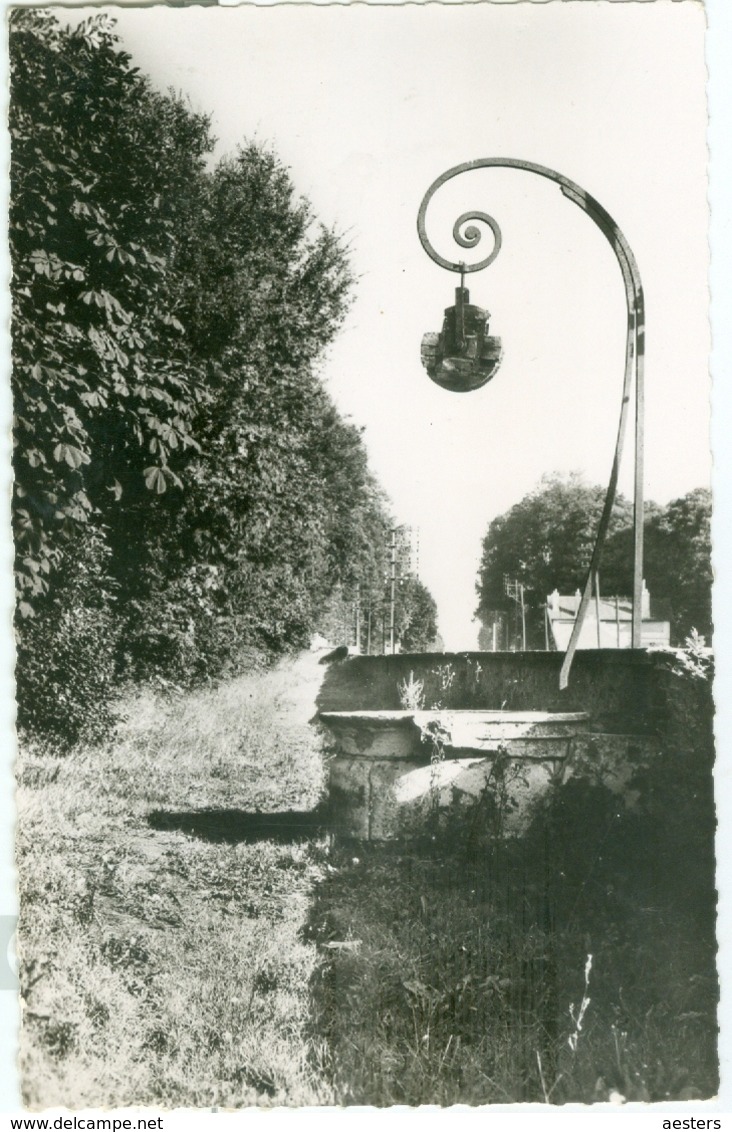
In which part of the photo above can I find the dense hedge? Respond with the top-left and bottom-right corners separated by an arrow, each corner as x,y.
10,11 -> 437,747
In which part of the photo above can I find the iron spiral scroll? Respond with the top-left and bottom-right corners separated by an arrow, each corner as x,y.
418,205 -> 503,275
417,157 -> 642,294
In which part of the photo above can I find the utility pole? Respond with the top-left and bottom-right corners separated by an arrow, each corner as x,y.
504,575 -> 527,651
593,571 -> 602,648
389,528 -> 397,654
520,583 -> 526,651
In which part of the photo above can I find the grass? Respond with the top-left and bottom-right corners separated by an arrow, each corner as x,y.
307,827 -> 718,1106
17,651 -> 334,1109
17,650 -> 718,1108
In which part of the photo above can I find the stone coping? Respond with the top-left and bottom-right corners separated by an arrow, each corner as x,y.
319,710 -> 590,723
318,710 -> 593,760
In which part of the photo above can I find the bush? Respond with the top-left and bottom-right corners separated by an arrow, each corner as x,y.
15,531 -> 119,749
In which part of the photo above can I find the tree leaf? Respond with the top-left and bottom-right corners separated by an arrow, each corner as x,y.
143,466 -> 167,494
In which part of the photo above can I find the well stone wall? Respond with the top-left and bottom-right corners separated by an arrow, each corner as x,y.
317,650 -> 675,735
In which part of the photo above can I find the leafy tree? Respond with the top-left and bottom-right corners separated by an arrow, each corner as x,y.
111,145 -> 360,674
603,487 -> 712,643
10,10 -> 211,613
10,11 -> 441,742
476,472 -> 632,646
396,574 -> 439,652
476,474 -> 712,648
306,404 -> 394,609
316,533 -> 439,654
654,488 -> 712,641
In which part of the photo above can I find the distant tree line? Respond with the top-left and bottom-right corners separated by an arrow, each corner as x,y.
10,11 -> 437,746
476,472 -> 712,649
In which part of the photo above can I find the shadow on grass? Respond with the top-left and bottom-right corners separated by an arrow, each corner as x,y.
147,807 -> 327,843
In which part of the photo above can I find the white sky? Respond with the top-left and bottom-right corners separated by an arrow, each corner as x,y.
96,1 -> 712,649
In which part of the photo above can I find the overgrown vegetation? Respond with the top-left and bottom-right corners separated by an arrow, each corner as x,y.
309,830 -> 716,1105
18,647 -> 716,1107
310,715 -> 717,1103
10,9 -> 437,749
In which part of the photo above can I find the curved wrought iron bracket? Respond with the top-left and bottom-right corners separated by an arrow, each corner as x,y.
417,159 -> 645,689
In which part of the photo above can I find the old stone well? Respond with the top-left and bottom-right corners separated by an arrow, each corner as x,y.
315,649 -> 699,841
